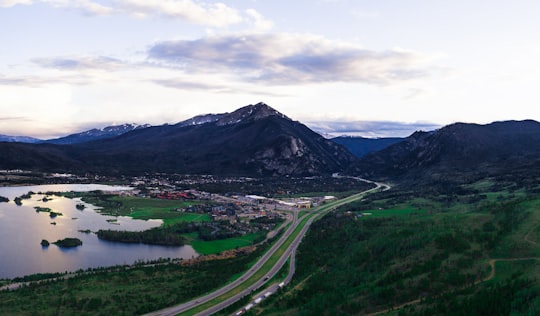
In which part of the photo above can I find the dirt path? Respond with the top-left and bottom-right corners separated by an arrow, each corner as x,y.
524,224 -> 538,246
368,257 -> 540,316
481,257 -> 539,283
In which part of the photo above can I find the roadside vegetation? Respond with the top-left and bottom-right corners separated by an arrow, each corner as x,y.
259,178 -> 540,315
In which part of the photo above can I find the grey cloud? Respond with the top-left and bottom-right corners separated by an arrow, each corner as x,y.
148,33 -> 433,85
152,79 -> 287,97
153,79 -> 227,91
0,73 -> 92,87
33,56 -> 124,71
0,116 -> 31,122
306,120 -> 441,138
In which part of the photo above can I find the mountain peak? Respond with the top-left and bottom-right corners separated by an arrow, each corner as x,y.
216,102 -> 290,126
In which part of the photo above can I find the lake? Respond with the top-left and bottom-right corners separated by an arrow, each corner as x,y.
0,184 -> 198,279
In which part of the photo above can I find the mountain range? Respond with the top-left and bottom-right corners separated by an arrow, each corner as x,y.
1,123 -> 150,145
2,103 -> 540,182
0,135 -> 42,143
45,123 -> 151,145
346,120 -> 540,183
0,103 -> 354,176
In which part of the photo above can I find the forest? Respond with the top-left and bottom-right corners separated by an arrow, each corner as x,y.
254,179 -> 540,315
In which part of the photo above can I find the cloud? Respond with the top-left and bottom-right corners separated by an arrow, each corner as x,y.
152,78 -> 287,97
152,79 -> 228,91
0,0 -> 257,27
0,0 -> 31,7
0,73 -> 92,86
0,116 -> 31,122
0,0 -> 113,15
32,56 -> 125,71
0,56 -> 126,88
306,120 -> 441,138
116,0 -> 242,27
148,33 -> 433,86
245,8 -> 273,32
74,0 -> 114,15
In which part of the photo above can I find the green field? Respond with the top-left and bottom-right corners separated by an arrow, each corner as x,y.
69,193 -> 212,225
358,206 -> 426,218
131,210 -> 211,225
191,232 -> 266,255
93,196 -> 200,216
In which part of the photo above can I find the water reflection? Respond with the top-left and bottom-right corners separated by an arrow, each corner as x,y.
0,184 -> 198,279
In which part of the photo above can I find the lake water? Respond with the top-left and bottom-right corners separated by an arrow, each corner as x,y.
0,184 -> 198,279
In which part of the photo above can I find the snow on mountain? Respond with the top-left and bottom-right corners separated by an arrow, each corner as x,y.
174,102 -> 290,129
46,123 -> 151,144
0,135 -> 42,143
216,102 -> 290,126
176,114 -> 225,127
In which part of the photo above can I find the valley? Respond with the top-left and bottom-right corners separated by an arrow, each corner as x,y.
0,105 -> 539,315
3,0 -> 540,314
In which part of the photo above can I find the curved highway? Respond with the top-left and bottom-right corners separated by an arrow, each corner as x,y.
146,179 -> 389,316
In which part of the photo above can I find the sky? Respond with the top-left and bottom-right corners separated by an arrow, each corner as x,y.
1,0 -> 540,138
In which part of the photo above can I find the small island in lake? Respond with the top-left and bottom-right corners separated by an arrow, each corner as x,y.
40,239 -> 50,247
75,203 -> 86,210
14,192 -> 35,206
34,206 -> 52,213
49,211 -> 63,218
53,238 -> 82,248
0,196 -> 9,203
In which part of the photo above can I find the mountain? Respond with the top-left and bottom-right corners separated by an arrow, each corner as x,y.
46,123 -> 151,145
346,120 -> 540,182
0,103 -> 356,176
0,135 -> 42,143
72,103 -> 355,176
331,136 -> 404,158
176,113 -> 224,127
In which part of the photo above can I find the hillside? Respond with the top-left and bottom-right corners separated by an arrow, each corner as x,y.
331,136 -> 404,158
0,103 -> 355,176
73,103 -> 355,176
45,123 -> 151,145
257,176 -> 540,315
0,135 -> 42,143
346,120 -> 540,183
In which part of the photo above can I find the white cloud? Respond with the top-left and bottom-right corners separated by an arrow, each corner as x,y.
73,0 -> 114,15
116,0 -> 242,27
148,33 -> 434,86
0,0 -> 32,7
0,0 -> 251,26
245,8 -> 273,32
0,0 -> 114,15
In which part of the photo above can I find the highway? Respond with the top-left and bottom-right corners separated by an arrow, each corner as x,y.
146,179 -> 389,316
145,209 -> 301,316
